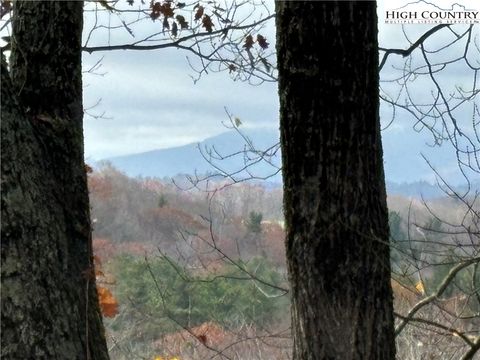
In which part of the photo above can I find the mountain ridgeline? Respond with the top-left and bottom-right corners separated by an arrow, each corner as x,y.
101,128 -> 473,199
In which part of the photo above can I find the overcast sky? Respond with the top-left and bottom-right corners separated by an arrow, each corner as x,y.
81,0 -> 479,183
82,0 -> 279,160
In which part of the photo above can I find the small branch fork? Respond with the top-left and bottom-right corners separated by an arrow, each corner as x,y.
379,24 -> 450,71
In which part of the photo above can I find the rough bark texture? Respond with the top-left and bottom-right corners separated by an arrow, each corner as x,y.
275,2 -> 396,359
1,2 -> 109,358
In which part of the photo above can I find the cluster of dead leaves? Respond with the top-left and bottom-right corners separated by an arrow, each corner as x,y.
0,0 -> 11,19
101,0 -> 266,44
150,1 -> 175,20
194,5 -> 213,33
244,34 -> 269,50
242,33 -> 270,71
94,255 -> 119,318
97,286 -> 119,318
148,1 -> 216,36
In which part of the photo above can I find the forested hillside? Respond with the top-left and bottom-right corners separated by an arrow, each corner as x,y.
88,164 -> 479,359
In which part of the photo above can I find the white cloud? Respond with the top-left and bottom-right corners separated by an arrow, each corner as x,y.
82,47 -> 279,159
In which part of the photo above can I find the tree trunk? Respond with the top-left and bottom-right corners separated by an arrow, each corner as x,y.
275,2 -> 396,359
1,2 -> 109,358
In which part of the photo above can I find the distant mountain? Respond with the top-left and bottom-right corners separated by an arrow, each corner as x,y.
386,181 -> 446,199
102,127 -> 473,198
103,128 -> 282,182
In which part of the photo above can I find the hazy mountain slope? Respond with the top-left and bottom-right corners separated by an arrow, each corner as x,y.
105,128 -> 282,180
102,127 -> 472,197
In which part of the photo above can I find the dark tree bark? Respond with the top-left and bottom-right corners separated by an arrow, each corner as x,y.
275,2 -> 395,359
1,2 -> 109,358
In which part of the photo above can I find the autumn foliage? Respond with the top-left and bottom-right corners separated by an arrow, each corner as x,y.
92,239 -> 119,318
155,322 -> 231,354
97,286 -> 119,318
87,165 -> 289,358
